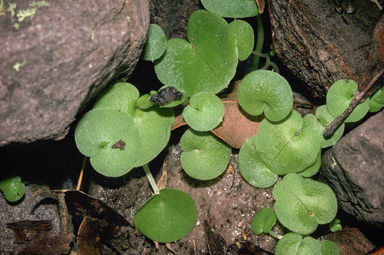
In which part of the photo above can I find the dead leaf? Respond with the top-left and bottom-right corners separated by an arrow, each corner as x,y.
78,216 -> 102,255
6,220 -> 74,255
256,0 -> 265,14
324,16 -> 384,136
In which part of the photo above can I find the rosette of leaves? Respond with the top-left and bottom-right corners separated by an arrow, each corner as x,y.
75,83 -> 174,177
154,10 -> 254,97
0,176 -> 25,202
239,110 -> 321,188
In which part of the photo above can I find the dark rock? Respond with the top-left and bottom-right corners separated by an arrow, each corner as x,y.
267,0 -> 382,98
320,110 -> 384,229
0,0 -> 149,146
149,0 -> 202,40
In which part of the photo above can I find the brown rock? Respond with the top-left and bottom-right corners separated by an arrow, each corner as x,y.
267,0 -> 382,98
320,110 -> 384,229
0,0 -> 149,146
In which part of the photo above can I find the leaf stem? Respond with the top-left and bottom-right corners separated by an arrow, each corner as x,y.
268,231 -> 283,240
252,15 -> 264,70
143,164 -> 159,195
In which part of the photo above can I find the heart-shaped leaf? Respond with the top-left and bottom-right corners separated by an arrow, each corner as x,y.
275,233 -> 321,255
183,92 -> 224,132
134,188 -> 197,243
180,129 -> 231,180
251,208 -> 277,235
154,10 -> 238,96
142,24 -> 167,62
273,174 -> 338,235
256,111 -> 321,175
0,176 -> 25,202
326,80 -> 370,123
238,70 -> 293,122
238,135 -> 277,188
201,0 -> 258,18
74,108 -> 142,177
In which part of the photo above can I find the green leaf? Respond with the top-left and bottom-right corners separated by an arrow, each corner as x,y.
275,233 -> 321,255
180,129 -> 231,180
201,0 -> 259,18
369,85 -> 384,112
238,135 -> 278,188
142,24 -> 167,61
136,94 -> 154,109
256,111 -> 321,175
251,208 -> 277,235
0,176 -> 25,202
319,240 -> 340,255
154,10 -> 238,96
302,106 -> 345,148
273,174 -> 338,235
133,105 -> 174,167
298,152 -> 321,178
93,82 -> 139,117
75,108 -> 142,177
134,188 -> 197,243
183,92 -> 224,131
227,19 -> 254,61
329,218 -> 342,232
326,80 -> 370,123
238,70 -> 293,122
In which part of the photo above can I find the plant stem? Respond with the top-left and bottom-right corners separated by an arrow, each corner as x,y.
268,231 -> 283,240
252,14 -> 264,71
143,164 -> 160,195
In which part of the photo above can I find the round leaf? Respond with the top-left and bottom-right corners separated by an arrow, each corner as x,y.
154,10 -> 238,96
201,0 -> 258,18
93,83 -> 139,117
134,188 -> 197,243
75,108 -> 142,177
369,85 -> 384,112
256,111 -> 321,175
275,233 -> 321,255
133,106 -> 174,167
326,80 -> 370,123
142,24 -> 167,61
298,152 -> 321,178
0,176 -> 25,202
183,92 -> 224,131
180,129 -> 231,180
238,70 -> 293,122
251,208 -> 277,235
273,173 -> 338,235
319,240 -> 340,255
238,135 -> 277,188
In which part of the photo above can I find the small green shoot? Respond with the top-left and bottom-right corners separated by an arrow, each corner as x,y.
0,176 -> 25,202
251,208 -> 278,236
329,218 -> 342,232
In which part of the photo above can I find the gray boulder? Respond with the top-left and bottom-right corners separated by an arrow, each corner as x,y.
0,0 -> 149,146
320,110 -> 384,229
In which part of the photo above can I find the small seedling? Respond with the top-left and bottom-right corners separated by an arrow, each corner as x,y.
0,176 -> 25,202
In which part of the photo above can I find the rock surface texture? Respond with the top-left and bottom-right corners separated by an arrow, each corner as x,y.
0,0 -> 149,146
267,0 -> 382,98
320,110 -> 384,229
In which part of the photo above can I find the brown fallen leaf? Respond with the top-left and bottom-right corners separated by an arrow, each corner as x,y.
6,220 -> 74,255
324,16 -> 384,136
256,0 -> 265,14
